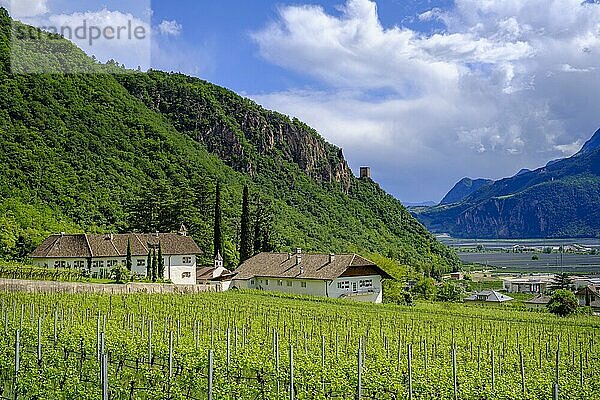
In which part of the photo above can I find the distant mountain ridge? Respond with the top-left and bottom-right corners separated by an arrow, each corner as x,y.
413,128 -> 600,238
577,128 -> 600,156
440,178 -> 493,205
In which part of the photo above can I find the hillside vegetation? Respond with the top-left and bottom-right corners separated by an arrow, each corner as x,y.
0,9 -> 459,273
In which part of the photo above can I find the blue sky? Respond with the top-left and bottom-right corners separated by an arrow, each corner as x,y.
150,0 -> 452,93
6,0 -> 600,203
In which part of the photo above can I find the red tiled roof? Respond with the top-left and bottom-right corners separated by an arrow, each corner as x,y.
30,233 -> 202,258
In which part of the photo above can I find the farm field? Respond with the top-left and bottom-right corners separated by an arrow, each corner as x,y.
438,237 -> 600,273
0,291 -> 599,399
457,252 -> 600,273
438,237 -> 600,251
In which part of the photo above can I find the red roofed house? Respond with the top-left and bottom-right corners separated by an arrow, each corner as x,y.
29,231 -> 202,284
232,249 -> 392,303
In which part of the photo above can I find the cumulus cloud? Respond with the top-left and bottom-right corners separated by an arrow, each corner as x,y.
158,19 -> 182,36
0,0 -> 48,17
251,0 -> 600,201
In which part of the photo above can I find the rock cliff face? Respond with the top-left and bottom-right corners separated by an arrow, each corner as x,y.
118,72 -> 354,192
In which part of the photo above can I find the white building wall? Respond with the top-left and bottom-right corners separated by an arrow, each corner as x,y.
233,277 -> 327,296
328,275 -> 383,303
32,254 -> 197,285
232,274 -> 383,303
165,255 -> 196,285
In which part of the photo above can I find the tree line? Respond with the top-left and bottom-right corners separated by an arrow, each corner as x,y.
128,180 -> 273,269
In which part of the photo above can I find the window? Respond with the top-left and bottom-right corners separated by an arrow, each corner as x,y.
137,259 -> 146,267
74,260 -> 85,269
359,279 -> 373,288
182,272 -> 191,278
301,281 -> 307,288
250,280 -> 255,285
286,281 -> 292,287
107,260 -> 118,268
265,279 -> 269,286
183,256 -> 192,264
278,280 -> 283,286
54,261 -> 66,269
92,260 -> 105,269
337,281 -> 350,290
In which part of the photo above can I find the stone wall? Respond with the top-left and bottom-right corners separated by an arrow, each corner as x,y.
0,279 -> 215,294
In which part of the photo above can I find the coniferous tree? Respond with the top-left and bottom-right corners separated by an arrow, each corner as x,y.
151,248 -> 157,282
157,243 -> 165,279
146,250 -> 152,279
213,181 -> 223,260
126,239 -> 132,272
550,272 -> 574,291
239,185 -> 253,264
252,210 -> 262,254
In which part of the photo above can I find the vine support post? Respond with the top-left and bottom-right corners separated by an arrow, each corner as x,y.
321,335 -> 326,394
226,328 -> 231,366
289,344 -> 295,400
452,346 -> 458,400
520,346 -> 526,395
491,349 -> 495,392
275,331 -> 280,395
358,338 -> 363,400
208,349 -> 214,400
168,331 -> 174,379
408,343 -> 413,400
101,353 -> 108,400
37,317 -> 42,366
14,329 -> 20,400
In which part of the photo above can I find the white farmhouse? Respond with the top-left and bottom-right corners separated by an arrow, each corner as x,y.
29,231 -> 202,284
231,250 -> 391,303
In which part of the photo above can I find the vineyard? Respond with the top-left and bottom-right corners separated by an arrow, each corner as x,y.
0,265 -> 84,282
0,290 -> 599,399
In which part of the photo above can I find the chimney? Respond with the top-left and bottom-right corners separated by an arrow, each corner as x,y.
329,253 -> 335,263
155,231 -> 159,237
60,232 -> 65,237
296,248 -> 302,266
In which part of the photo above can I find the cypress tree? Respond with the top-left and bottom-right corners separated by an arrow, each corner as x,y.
151,248 -> 157,282
146,250 -> 152,279
157,243 -> 165,280
239,185 -> 253,264
126,238 -> 132,272
213,181 -> 223,260
253,200 -> 263,254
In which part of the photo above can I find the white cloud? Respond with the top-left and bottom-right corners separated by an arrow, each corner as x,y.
554,140 -> 583,155
251,0 -> 600,201
1,0 -> 48,17
158,19 -> 182,36
44,9 -> 152,70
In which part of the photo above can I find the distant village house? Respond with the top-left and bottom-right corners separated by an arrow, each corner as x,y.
465,290 -> 513,304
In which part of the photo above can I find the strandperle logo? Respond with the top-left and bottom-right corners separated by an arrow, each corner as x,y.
14,19 -> 148,46
7,0 -> 152,74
